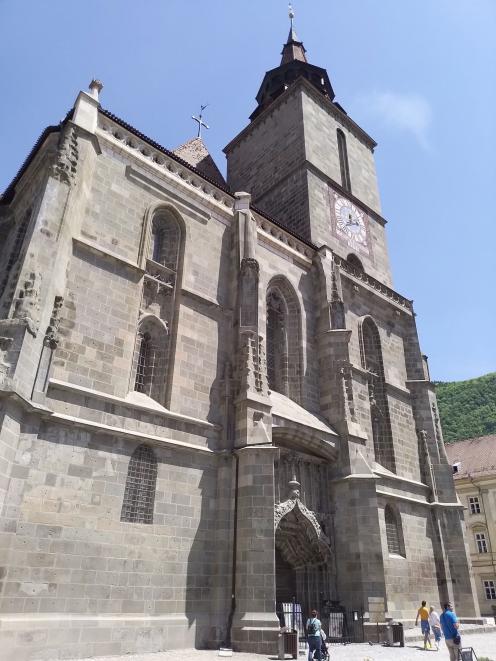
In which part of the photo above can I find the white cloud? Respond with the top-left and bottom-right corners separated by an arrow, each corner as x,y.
354,91 -> 433,149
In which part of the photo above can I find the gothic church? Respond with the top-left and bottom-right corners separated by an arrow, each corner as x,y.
0,17 -> 479,660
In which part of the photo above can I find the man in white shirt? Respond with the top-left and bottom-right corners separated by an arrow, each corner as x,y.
306,609 -> 322,661
428,606 -> 442,651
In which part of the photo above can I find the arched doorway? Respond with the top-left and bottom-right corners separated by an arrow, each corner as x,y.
275,492 -> 333,629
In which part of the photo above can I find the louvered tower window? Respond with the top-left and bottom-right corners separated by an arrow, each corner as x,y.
337,129 -> 352,192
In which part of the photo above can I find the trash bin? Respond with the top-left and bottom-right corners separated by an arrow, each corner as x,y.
283,631 -> 298,659
391,622 -> 404,647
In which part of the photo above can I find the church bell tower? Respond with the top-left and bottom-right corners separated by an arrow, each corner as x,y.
224,13 -> 393,286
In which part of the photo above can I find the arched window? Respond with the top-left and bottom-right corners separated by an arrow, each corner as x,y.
121,445 -> 157,524
385,504 -> 405,556
337,129 -> 352,192
133,317 -> 169,403
135,332 -> 152,393
135,205 -> 184,406
346,253 -> 364,272
360,317 -> 396,473
267,289 -> 289,395
151,212 -> 181,272
266,278 -> 302,402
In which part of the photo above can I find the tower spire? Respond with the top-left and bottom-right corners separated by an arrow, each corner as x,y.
281,3 -> 307,65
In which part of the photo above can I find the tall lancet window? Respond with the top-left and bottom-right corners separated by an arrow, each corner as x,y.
135,206 -> 184,406
385,504 -> 405,556
360,317 -> 396,473
266,278 -> 302,402
133,318 -> 169,403
151,214 -> 181,272
267,289 -> 289,395
121,445 -> 157,524
337,129 -> 352,192
135,332 -> 153,393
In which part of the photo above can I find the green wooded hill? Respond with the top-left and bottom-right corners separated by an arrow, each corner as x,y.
435,372 -> 496,443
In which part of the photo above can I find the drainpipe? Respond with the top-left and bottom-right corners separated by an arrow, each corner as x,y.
223,450 -> 239,649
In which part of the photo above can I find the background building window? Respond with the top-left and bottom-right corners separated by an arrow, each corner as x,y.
385,504 -> 405,556
475,532 -> 488,553
469,496 -> 481,514
483,580 -> 496,600
121,445 -> 158,524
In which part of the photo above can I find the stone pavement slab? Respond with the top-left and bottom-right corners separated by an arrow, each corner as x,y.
53,631 -> 496,661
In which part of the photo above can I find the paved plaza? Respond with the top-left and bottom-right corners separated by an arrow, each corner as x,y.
51,631 -> 496,661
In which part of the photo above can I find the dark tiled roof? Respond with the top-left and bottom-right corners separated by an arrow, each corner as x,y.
1,103 -> 317,253
445,435 -> 496,479
99,108 -> 317,249
1,125 -> 60,204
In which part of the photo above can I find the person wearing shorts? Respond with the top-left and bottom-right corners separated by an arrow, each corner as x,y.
428,606 -> 442,650
415,600 -> 431,650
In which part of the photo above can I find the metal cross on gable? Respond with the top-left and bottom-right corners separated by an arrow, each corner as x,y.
191,104 -> 210,138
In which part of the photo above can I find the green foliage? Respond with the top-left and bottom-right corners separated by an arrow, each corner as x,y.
435,372 -> 496,443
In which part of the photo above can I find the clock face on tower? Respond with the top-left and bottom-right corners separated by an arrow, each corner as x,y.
334,195 -> 369,255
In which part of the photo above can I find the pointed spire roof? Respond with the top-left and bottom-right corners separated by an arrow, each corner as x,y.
173,137 -> 226,187
280,24 -> 307,65
249,13 -> 335,121
282,4 -> 306,64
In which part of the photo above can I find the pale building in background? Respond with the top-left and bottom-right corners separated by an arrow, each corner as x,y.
446,436 -> 496,617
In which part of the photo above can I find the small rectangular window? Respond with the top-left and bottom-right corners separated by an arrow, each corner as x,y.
475,532 -> 488,554
483,580 -> 496,600
469,496 -> 481,514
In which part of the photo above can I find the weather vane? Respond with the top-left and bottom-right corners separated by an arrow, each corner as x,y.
288,2 -> 295,29
192,104 -> 210,138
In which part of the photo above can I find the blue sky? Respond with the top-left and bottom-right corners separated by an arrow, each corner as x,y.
0,0 -> 494,382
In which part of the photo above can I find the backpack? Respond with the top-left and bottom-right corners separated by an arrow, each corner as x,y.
307,619 -> 318,635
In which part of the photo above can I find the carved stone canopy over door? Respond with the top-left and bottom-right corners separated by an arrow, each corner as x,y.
275,478 -> 332,568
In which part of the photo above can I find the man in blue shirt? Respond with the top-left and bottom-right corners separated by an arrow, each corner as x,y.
439,602 -> 461,661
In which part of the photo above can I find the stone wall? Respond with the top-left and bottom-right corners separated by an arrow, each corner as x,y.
0,419 -> 230,660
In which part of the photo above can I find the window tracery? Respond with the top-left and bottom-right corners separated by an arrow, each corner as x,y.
360,317 -> 396,473
266,278 -> 302,402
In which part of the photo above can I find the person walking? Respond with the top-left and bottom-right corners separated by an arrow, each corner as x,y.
428,606 -> 442,651
306,608 -> 322,661
415,600 -> 432,650
440,603 -> 461,661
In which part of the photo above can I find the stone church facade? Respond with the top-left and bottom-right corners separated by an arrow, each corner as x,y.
0,24 -> 479,660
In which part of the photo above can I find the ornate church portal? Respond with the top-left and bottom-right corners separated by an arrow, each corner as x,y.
274,450 -> 334,623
